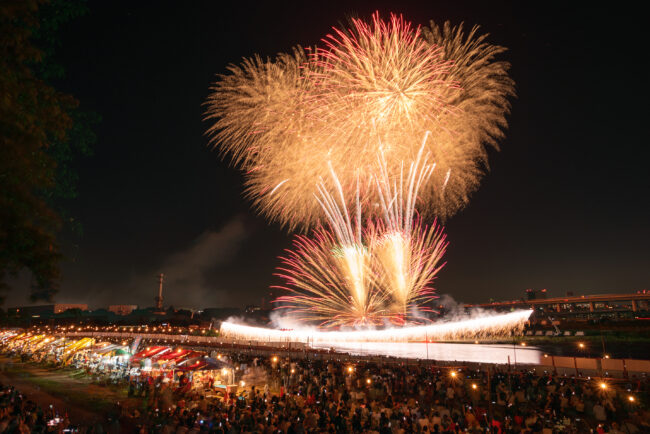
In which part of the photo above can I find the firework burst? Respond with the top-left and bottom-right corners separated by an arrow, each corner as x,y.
274,139 -> 448,327
273,229 -> 389,328
205,12 -> 514,329
205,12 -> 514,228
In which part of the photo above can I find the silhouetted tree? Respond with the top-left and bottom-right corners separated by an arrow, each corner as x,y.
0,0 -> 96,303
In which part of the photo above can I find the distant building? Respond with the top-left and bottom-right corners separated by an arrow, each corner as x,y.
8,304 -> 88,317
53,304 -> 88,314
108,305 -> 138,316
526,288 -> 548,300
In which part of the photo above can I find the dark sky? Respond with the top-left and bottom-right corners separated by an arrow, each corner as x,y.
7,1 -> 649,309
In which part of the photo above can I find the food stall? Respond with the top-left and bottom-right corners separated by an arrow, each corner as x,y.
175,356 -> 235,397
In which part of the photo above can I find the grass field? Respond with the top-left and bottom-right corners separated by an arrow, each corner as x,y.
0,355 -> 140,425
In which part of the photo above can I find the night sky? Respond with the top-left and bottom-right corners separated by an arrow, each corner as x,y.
7,1 -> 649,309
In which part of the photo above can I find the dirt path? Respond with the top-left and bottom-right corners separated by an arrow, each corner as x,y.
0,356 -> 137,426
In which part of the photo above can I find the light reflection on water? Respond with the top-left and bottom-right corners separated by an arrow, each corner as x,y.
312,341 -> 542,364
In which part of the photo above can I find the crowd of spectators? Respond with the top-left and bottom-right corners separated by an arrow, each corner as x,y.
0,383 -> 74,433
114,353 -> 648,433
2,350 -> 650,433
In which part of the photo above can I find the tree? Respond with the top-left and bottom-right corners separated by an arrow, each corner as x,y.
0,0 -> 95,303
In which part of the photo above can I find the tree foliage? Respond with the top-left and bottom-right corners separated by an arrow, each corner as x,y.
0,0 -> 95,303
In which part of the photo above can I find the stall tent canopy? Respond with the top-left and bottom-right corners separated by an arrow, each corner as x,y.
176,356 -> 232,372
131,346 -> 170,363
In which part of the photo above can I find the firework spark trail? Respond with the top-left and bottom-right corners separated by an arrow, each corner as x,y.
205,13 -> 514,228
273,230 -> 388,328
370,221 -> 447,320
220,309 -> 532,343
369,132 -> 448,317
276,166 -> 385,327
275,138 -> 447,326
308,13 -> 457,162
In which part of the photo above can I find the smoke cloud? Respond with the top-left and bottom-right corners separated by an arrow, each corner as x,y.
87,217 -> 250,309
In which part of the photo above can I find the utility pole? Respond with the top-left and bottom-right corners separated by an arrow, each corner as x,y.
425,330 -> 429,361
487,367 -> 492,429
155,273 -> 164,311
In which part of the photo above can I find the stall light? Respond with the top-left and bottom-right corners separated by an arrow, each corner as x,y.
366,378 -> 372,384
472,383 -> 478,390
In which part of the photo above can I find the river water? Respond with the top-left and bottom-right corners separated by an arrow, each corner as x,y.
311,341 -> 543,364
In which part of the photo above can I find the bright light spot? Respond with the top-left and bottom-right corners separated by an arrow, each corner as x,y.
366,378 -> 372,384
599,382 -> 607,390
471,383 -> 477,390
628,395 -> 635,402
450,371 -> 457,378
219,310 -> 533,344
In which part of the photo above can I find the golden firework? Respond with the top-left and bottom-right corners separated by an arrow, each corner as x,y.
206,13 -> 514,228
